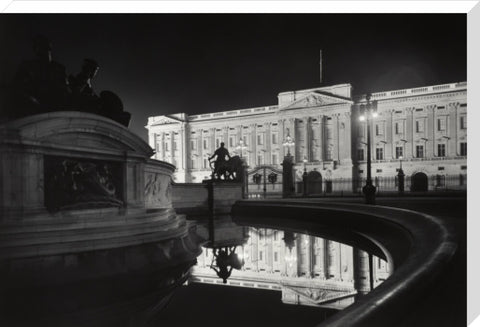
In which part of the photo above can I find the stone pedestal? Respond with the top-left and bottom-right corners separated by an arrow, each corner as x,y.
282,154 -> 295,198
0,112 -> 199,287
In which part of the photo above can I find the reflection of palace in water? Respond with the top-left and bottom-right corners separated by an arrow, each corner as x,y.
189,227 -> 390,309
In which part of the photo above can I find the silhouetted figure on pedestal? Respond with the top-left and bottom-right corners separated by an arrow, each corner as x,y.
68,59 -> 101,114
1,36 -> 131,127
1,35 -> 69,119
209,142 -> 231,180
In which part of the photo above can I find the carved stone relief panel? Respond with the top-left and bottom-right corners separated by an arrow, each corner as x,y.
144,172 -> 172,208
44,156 -> 123,211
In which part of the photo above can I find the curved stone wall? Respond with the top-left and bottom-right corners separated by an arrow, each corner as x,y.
232,200 -> 457,327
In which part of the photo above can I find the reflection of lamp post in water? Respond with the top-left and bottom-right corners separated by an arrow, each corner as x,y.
209,246 -> 244,284
359,94 -> 378,205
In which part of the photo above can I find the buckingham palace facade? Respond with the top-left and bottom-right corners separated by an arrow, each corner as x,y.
146,82 -> 467,193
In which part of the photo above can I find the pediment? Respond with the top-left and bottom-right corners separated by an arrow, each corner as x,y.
284,286 -> 356,305
280,92 -> 351,110
150,115 -> 183,126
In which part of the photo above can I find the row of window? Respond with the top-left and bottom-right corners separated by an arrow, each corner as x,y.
189,133 -> 280,151
371,116 -> 466,136
357,142 -> 467,161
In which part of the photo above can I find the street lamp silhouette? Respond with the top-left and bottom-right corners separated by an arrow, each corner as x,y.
282,134 -> 295,157
359,94 -> 378,204
281,132 -> 296,198
397,156 -> 405,194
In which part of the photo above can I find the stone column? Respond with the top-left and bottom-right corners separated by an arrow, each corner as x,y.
182,125 -> 188,171
279,119 -> 285,158
251,124 -> 257,166
341,112 -> 352,163
334,114 -> 341,161
199,129 -> 203,169
387,110 -> 394,160
323,239 -> 330,279
307,236 -> 314,277
426,105 -> 436,158
210,128 -> 216,157
170,132 -> 175,166
305,117 -> 310,161
223,126 -> 229,151
266,122 -> 272,164
318,115 -> 324,162
405,107 -> 414,158
294,119 -> 301,162
314,238 -> 326,279
449,102 -> 459,156
353,248 -> 371,296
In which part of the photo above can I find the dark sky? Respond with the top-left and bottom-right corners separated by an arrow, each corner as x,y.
0,14 -> 466,141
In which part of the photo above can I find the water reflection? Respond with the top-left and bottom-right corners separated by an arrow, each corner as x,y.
191,219 -> 390,309
0,216 -> 391,326
0,227 -> 202,327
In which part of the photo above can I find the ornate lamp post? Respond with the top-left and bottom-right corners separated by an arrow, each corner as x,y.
282,134 -> 295,157
397,155 -> 405,194
282,132 -> 296,198
359,94 -> 378,205
302,157 -> 308,197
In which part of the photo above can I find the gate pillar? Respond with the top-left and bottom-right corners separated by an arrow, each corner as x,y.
282,154 -> 295,198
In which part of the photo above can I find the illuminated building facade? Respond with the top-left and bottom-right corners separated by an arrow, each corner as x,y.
146,82 -> 467,192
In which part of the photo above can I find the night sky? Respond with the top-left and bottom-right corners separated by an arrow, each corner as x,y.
0,14 -> 466,141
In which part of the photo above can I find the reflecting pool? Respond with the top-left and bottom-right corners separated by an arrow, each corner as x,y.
0,216 -> 390,327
